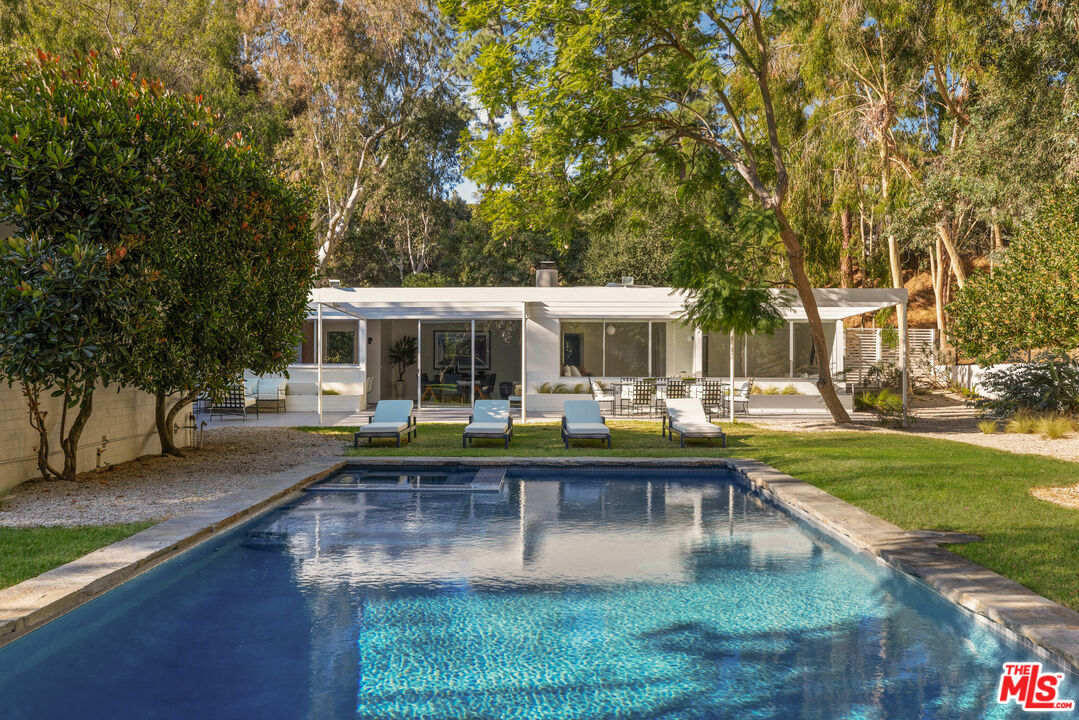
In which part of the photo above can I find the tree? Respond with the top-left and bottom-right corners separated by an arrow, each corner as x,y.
135,120 -> 317,455
447,0 -> 852,421
240,0 -> 458,268
0,51 -> 163,480
949,188 -> 1079,364
2,0 -> 288,150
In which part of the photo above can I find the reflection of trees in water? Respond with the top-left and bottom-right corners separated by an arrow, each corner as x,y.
639,614 -> 1004,719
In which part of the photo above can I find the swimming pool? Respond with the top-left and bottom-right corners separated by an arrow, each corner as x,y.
0,465 -> 1072,718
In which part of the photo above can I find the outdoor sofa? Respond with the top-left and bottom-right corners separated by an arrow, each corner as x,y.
663,398 -> 727,448
354,400 -> 417,448
462,400 -> 513,448
561,399 -> 611,449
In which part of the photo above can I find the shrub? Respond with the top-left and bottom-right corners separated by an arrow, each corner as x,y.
781,384 -> 800,395
856,388 -> 910,426
977,420 -> 998,434
973,353 -> 1079,419
865,360 -> 902,389
1036,415 -> 1072,440
1004,411 -> 1037,434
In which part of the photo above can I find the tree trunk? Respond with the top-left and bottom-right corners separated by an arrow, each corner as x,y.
931,237 -> 948,351
155,391 -> 197,457
936,222 -> 966,288
990,220 -> 1003,277
887,234 -> 902,288
58,392 -> 94,481
23,383 -> 62,481
839,206 -> 853,288
775,208 -> 852,423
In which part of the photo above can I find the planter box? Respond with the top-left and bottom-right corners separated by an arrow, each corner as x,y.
748,394 -> 853,411
525,393 -> 593,412
285,394 -> 363,412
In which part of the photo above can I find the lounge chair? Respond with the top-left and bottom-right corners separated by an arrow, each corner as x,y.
463,400 -> 513,448
663,398 -> 726,448
561,399 -> 611,449
353,400 -> 416,448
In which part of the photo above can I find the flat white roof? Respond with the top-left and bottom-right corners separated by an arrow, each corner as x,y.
310,286 -> 906,322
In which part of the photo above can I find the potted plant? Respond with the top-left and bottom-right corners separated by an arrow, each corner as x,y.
388,336 -> 417,398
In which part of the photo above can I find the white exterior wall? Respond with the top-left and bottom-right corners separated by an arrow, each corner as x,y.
0,383 -> 193,493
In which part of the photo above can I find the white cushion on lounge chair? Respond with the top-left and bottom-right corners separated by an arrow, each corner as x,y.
465,400 -> 511,435
358,421 -> 409,434
666,398 -> 723,437
371,400 -> 413,423
464,421 -> 508,434
672,421 -> 724,437
567,422 -> 609,436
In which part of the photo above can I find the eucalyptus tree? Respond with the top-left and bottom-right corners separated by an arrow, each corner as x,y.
240,0 -> 459,269
446,0 -> 854,421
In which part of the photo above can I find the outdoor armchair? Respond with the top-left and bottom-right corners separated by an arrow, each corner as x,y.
662,398 -> 726,448
561,399 -> 611,449
463,400 -> 513,448
354,400 -> 416,448
208,385 -> 257,421
255,376 -> 286,412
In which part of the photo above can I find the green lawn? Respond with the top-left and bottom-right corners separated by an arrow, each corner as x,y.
302,421 -> 1079,610
0,523 -> 153,590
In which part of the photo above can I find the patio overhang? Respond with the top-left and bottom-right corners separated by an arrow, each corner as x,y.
309,286 -> 907,323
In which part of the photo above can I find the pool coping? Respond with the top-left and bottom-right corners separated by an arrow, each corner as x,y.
1,455 -> 1078,676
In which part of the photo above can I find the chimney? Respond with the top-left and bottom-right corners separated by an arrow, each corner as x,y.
535,260 -> 559,287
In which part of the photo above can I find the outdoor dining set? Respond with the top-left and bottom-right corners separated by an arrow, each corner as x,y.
591,377 -> 751,417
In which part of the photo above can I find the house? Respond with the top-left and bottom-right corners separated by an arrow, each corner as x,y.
281,268 -> 908,419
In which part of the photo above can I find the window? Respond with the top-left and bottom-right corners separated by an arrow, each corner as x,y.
560,321 -> 667,377
325,331 -> 356,364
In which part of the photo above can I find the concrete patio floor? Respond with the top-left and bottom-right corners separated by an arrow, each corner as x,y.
200,404 -> 866,429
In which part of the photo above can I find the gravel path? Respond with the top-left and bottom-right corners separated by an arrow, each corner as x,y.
754,395 -> 1079,464
0,427 -> 348,528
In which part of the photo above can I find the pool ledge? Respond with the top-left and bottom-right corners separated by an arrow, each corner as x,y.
0,457 -> 347,649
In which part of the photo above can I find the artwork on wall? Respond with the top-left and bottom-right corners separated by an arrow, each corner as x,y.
434,330 -> 490,370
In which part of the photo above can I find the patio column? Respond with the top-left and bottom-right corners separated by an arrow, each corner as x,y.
317,303 -> 323,426
521,303 -> 527,422
729,330 -> 735,424
417,320 -> 422,409
788,321 -> 794,379
899,300 -> 909,416
470,318 -> 476,406
692,328 -> 703,377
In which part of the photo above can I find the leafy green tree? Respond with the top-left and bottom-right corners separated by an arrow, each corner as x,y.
4,0 -> 287,150
0,50 -> 317,470
0,51 -> 163,480
949,188 -> 1079,364
446,0 -> 852,420
136,121 -> 317,455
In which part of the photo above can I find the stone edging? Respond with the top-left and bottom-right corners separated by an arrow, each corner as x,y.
0,457 -> 347,648
2,453 -> 1078,675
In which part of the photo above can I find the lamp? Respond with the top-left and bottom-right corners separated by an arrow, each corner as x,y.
606,325 -> 616,336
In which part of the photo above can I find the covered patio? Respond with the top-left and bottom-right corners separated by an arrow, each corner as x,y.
279,285 -> 908,425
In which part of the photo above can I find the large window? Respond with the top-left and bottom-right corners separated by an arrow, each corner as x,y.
560,321 -> 667,377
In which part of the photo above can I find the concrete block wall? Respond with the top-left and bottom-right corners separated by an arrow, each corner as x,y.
0,383 -> 193,493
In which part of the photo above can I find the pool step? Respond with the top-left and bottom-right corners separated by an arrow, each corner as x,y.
309,466 -> 506,493
471,466 -> 506,492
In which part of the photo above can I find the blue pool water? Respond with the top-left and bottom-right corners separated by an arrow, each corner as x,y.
1,466 -> 1073,719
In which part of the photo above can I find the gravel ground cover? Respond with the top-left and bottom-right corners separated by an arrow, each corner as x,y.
0,427 -> 347,527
